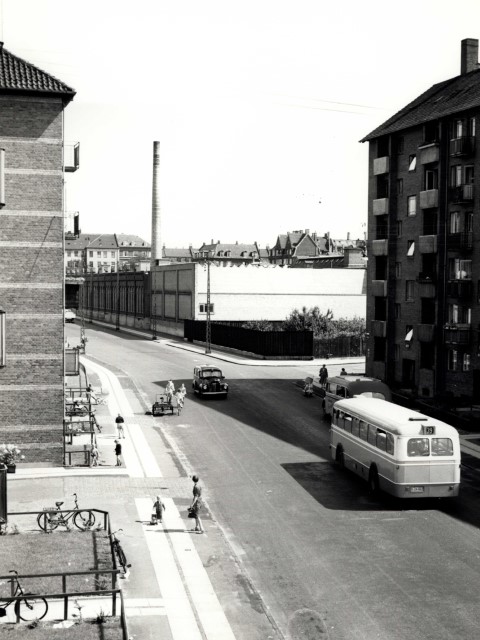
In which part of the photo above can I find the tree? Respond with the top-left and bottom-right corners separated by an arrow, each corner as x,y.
282,306 -> 334,336
241,320 -> 274,331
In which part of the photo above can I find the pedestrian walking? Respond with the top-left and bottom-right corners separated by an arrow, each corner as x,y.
189,474 -> 204,534
114,440 -> 122,466
319,364 -> 328,388
115,413 -> 125,438
152,495 -> 166,524
166,380 -> 175,401
90,443 -> 99,467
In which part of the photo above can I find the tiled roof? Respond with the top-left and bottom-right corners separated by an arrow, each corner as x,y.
117,234 -> 150,247
163,247 -> 195,258
197,242 -> 261,259
0,43 -> 75,101
65,234 -> 117,249
362,69 -> 480,141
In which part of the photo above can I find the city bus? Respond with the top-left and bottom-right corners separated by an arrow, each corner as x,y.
330,397 -> 461,498
322,375 -> 391,416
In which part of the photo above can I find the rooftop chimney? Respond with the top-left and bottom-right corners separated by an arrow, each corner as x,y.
150,141 -> 161,269
461,38 -> 479,75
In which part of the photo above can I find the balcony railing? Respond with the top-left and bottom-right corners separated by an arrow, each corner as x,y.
371,320 -> 387,338
419,189 -> 439,209
449,136 -> 475,157
447,231 -> 473,252
417,272 -> 437,283
446,279 -> 473,298
419,143 -> 439,164
371,239 -> 388,256
419,235 -> 437,254
449,184 -> 474,203
371,280 -> 387,297
373,198 -> 389,216
373,156 -> 389,175
417,324 -> 435,342
64,142 -> 80,173
444,325 -> 471,345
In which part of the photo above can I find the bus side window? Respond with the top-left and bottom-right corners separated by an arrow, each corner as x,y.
376,429 -> 387,451
344,415 -> 352,433
367,425 -> 376,446
386,433 -> 394,455
337,386 -> 346,398
337,411 -> 345,429
359,420 -> 368,440
351,417 -> 360,437
327,383 -> 335,394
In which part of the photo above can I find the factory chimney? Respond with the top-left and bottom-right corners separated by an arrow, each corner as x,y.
150,141 -> 161,268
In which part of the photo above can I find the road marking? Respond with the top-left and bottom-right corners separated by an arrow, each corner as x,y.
135,498 -> 203,640
127,423 -> 163,477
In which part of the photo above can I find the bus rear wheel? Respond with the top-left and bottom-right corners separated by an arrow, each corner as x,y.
368,466 -> 380,496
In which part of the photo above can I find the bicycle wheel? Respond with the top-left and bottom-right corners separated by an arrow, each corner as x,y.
116,545 -> 128,570
37,513 -> 58,532
16,596 -> 48,621
73,510 -> 96,531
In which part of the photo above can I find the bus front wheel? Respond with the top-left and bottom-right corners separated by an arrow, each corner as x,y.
368,466 -> 380,496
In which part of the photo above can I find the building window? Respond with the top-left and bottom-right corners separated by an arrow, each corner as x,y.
89,251 -> 93,258
408,154 -> 416,171
407,196 -> 417,216
449,258 -> 472,280
374,297 -> 387,321
449,211 -> 461,233
394,303 -> 401,319
405,325 -> 413,347
111,252 -> 115,258
407,240 -> 415,257
373,337 -> 386,361
397,136 -> 404,154
396,221 -> 403,237
448,303 -> 471,324
448,350 -> 458,371
463,353 -> 471,371
424,168 -> 438,190
406,280 -> 415,301
395,262 -> 401,278
397,179 -> 403,195
199,303 -> 214,313
420,343 -> 435,369
97,251 -> 101,257
450,165 -> 462,186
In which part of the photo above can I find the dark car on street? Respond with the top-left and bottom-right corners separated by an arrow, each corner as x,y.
193,365 -> 228,398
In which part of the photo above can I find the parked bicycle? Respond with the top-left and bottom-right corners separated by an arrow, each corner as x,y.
108,529 -> 131,573
0,570 -> 48,621
37,493 -> 95,532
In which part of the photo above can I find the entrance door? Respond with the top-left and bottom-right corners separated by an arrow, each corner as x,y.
402,359 -> 416,388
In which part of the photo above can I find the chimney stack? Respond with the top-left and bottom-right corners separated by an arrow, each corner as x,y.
461,38 -> 479,75
150,141 -> 161,269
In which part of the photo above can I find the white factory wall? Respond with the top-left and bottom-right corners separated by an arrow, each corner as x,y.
195,264 -> 366,321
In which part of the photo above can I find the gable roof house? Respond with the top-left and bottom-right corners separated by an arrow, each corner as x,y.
0,43 -> 76,464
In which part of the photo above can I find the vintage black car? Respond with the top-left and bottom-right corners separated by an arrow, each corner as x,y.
193,365 -> 228,398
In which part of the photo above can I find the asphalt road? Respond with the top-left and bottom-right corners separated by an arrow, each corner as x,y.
66,323 -> 480,640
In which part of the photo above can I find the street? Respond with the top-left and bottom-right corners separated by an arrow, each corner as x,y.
67,323 -> 480,640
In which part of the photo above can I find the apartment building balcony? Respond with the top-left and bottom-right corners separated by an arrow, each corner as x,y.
417,273 -> 436,298
449,184 -> 474,203
371,320 -> 387,338
371,280 -> 387,297
446,279 -> 473,299
417,323 -> 435,342
64,142 -> 80,173
447,231 -> 473,252
419,189 -> 438,209
418,235 -> 437,254
373,156 -> 389,175
371,239 -> 388,256
443,324 -> 471,345
450,136 -> 475,157
373,198 -> 389,216
419,143 -> 439,164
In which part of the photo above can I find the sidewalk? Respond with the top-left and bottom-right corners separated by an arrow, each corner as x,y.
6,355 -> 282,640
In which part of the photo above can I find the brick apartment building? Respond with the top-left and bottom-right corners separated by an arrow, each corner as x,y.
362,38 -> 480,402
0,43 -> 75,463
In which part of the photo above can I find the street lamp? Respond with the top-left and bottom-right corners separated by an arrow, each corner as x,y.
203,250 -> 215,355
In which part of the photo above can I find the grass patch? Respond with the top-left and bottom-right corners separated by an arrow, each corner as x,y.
0,618 -> 123,639
0,531 -> 113,596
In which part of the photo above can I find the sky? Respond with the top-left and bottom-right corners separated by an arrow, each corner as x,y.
2,0 -> 480,248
